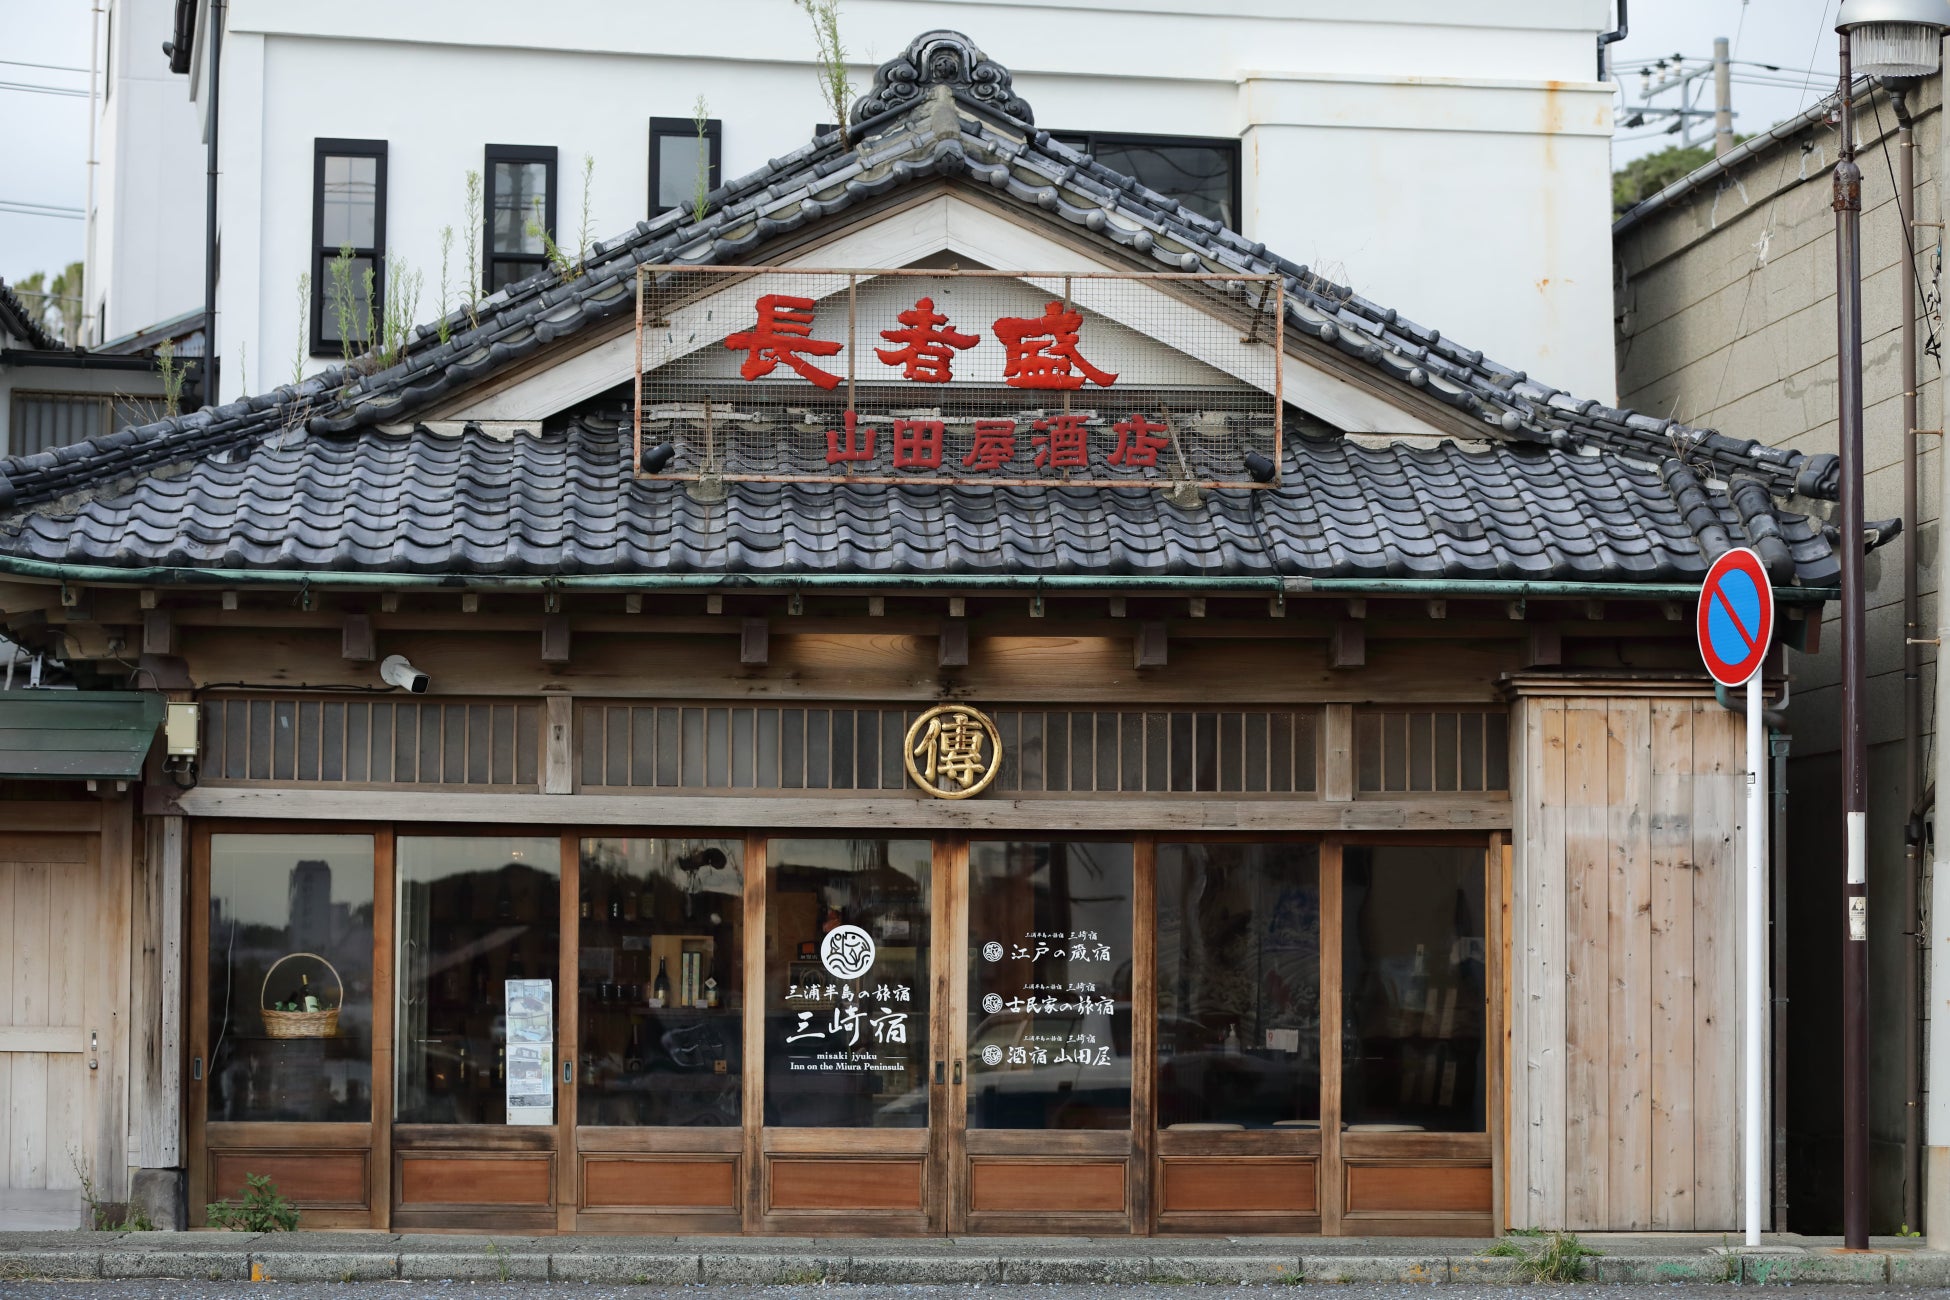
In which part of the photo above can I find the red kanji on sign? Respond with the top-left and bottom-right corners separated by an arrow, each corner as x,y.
875,297 -> 980,383
962,419 -> 1019,471
826,409 -> 874,464
724,294 -> 843,390
892,418 -> 945,469
1032,413 -> 1091,469
993,301 -> 1118,391
1108,413 -> 1171,468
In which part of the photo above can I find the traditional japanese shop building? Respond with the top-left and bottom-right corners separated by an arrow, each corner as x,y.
0,32 -> 1845,1236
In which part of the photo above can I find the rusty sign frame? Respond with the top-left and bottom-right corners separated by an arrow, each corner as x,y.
631,265 -> 1286,490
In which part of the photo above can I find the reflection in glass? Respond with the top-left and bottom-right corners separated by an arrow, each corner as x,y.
492,161 -> 548,256
578,838 -> 743,1126
765,839 -> 930,1127
395,836 -> 559,1124
1156,843 -> 1319,1130
657,134 -> 706,212
1089,140 -> 1236,228
208,835 -> 375,1122
966,841 -> 1133,1130
321,155 -> 377,247
318,256 -> 375,345
1341,845 -> 1486,1132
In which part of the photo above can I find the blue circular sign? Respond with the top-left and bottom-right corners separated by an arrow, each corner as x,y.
1696,547 -> 1775,687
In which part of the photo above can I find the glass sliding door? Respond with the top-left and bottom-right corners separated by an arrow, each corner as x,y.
392,835 -> 561,1229
960,839 -> 1135,1232
1153,841 -> 1322,1232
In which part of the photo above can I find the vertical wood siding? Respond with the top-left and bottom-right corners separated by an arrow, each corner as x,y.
1509,694 -> 1743,1231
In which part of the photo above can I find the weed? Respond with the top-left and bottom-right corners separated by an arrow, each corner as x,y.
573,152 -> 595,267
1900,1223 -> 1924,1237
70,1144 -> 150,1231
796,0 -> 852,147
292,273 -> 311,384
779,1266 -> 827,1284
155,339 -> 186,417
326,243 -> 375,367
632,1275 -> 650,1286
484,1238 -> 510,1284
436,226 -> 454,345
1478,1242 -> 1528,1259
235,341 -> 247,402
527,155 -> 595,284
377,251 -> 422,368
463,169 -> 483,328
205,1172 -> 299,1232
1334,1273 -> 1353,1284
1516,1232 -> 1600,1283
691,95 -> 713,223
340,1271 -> 356,1284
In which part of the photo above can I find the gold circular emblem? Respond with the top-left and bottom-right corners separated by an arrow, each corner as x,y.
902,704 -> 1003,800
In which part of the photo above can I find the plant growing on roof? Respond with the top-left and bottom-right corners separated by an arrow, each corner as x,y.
528,198 -> 576,282
574,152 -> 595,267
796,0 -> 851,148
436,225 -> 454,345
292,273 -> 310,385
155,338 -> 186,418
326,242 -> 376,368
463,169 -> 483,328
691,95 -> 712,223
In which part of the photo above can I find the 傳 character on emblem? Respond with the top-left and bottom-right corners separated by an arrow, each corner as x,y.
903,704 -> 1003,800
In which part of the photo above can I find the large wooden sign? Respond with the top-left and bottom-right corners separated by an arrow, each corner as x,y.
633,266 -> 1284,489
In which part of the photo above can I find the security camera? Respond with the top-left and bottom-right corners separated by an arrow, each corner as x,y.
380,654 -> 430,693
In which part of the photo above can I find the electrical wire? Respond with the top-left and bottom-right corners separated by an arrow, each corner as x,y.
1867,91 -> 1944,367
0,80 -> 89,98
0,58 -> 89,74
1798,0 -> 1837,115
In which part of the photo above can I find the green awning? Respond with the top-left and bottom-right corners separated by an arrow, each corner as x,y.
0,690 -> 165,780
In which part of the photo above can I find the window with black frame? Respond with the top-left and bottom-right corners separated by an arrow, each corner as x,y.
1050,132 -> 1240,230
483,145 -> 557,293
310,138 -> 387,356
649,116 -> 721,217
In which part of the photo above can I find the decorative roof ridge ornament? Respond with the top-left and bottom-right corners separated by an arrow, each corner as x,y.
851,29 -> 1034,128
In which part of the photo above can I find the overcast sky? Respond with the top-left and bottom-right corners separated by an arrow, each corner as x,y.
0,1 -> 1856,295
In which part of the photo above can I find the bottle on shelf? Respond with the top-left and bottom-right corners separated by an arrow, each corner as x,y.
652,957 -> 671,1006
458,1043 -> 469,1084
579,887 -> 590,920
495,1046 -> 506,1083
299,974 -> 321,1014
625,1024 -> 642,1072
623,891 -> 639,922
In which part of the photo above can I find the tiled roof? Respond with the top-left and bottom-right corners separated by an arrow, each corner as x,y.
0,416 -> 1839,588
0,279 -> 64,353
0,30 -> 1843,591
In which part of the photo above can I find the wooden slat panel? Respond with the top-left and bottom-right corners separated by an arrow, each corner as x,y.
8,1054 -> 47,1189
582,1157 -> 738,1210
1344,1162 -> 1492,1214
1562,701 -> 1609,1230
211,1150 -> 370,1208
10,862 -> 48,1027
0,860 -> 13,1029
969,1159 -> 1124,1213
1692,702 -> 1741,1228
0,835 -> 89,863
1648,700 -> 1696,1230
1607,699 -> 1652,1229
767,1157 -> 924,1211
1158,1157 -> 1316,1214
398,1155 -> 552,1206
1518,699 -> 1566,1229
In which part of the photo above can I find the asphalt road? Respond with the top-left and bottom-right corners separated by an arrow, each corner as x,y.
0,1285 -> 1932,1299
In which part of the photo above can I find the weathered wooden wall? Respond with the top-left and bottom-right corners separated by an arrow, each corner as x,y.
1507,685 -> 1744,1231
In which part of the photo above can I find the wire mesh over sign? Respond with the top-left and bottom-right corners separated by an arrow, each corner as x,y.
632,266 -> 1284,489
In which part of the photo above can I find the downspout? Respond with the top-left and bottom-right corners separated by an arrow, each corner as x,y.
1891,76 -> 1925,1236
84,0 -> 101,346
1773,729 -> 1792,1233
202,0 -> 223,405
1598,0 -> 1629,81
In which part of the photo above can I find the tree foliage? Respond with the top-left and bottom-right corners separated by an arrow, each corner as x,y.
1613,143 -> 1717,216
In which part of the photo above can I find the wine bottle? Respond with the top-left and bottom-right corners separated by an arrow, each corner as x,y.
625,1024 -> 641,1072
652,957 -> 671,1006
623,891 -> 638,922
299,973 -> 321,1014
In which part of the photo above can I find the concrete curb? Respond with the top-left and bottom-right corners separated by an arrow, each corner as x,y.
2,1245 -> 1948,1284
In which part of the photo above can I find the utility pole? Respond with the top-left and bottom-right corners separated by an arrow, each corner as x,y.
1714,36 -> 1735,156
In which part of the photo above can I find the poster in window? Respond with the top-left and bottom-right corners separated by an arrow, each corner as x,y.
504,978 -> 554,1125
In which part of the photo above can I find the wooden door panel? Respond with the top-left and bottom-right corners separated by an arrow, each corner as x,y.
1159,1156 -> 1318,1214
1343,1161 -> 1492,1215
767,1156 -> 926,1211
397,1152 -> 554,1206
968,1157 -> 1125,1213
581,1155 -> 739,1210
210,1149 -> 370,1209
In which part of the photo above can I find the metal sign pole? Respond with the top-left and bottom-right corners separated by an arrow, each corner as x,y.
1746,669 -> 1766,1246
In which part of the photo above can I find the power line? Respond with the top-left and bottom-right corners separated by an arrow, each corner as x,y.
1799,0 -> 1837,114
0,200 -> 85,220
0,58 -> 89,75
0,80 -> 89,99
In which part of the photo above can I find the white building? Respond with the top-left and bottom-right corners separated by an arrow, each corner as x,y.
96,0 -> 1619,411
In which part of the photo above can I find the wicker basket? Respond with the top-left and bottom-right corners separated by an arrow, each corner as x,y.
260,952 -> 343,1039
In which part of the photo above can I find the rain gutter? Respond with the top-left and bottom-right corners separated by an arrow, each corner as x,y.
0,556 -> 1838,604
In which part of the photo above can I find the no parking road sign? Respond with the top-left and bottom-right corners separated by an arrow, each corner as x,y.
1697,547 -> 1775,686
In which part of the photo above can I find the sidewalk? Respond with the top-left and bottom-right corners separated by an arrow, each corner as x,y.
3,1230 -> 1948,1286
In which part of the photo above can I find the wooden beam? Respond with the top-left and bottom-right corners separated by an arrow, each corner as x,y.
141,609 -> 174,656
741,618 -> 770,667
541,614 -> 571,664
938,619 -> 969,669
462,593 -> 481,613
340,613 -> 376,663
379,593 -> 399,613
1526,626 -> 1563,667
1322,704 -> 1355,802
1345,598 -> 1367,619
1187,597 -> 1207,619
161,784 -> 1515,831
543,694 -> 574,794
221,590 -> 239,611
624,593 -> 642,614
948,597 -> 967,618
1108,596 -> 1128,618
1584,600 -> 1604,622
139,589 -> 158,610
868,596 -> 886,617
1331,619 -> 1366,669
706,594 -> 724,615
1427,599 -> 1448,620
1506,599 -> 1526,621
1134,621 -> 1169,668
